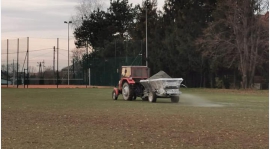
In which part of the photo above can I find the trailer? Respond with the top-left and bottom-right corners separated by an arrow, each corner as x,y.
140,78 -> 183,103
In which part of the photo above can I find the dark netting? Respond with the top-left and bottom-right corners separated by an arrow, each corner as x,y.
2,37 -> 144,87
88,56 -> 142,86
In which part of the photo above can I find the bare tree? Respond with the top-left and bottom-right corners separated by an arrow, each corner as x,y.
43,66 -> 54,77
28,66 -> 37,74
71,47 -> 89,79
71,47 -> 86,62
71,0 -> 105,28
1,64 -> 7,72
43,66 -> 55,84
1,63 -> 20,74
198,0 -> 268,89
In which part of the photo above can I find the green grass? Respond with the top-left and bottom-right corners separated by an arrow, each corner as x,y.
1,88 -> 269,149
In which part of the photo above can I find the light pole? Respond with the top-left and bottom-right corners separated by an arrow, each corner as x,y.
64,21 -> 72,85
113,32 -> 120,73
145,0 -> 148,67
142,0 -> 149,77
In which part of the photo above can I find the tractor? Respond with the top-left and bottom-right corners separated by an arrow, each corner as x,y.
112,66 -> 149,101
112,66 -> 184,103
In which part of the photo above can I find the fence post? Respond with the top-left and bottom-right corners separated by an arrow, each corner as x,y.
57,38 -> 59,88
89,68 -> 90,86
27,37 -> 29,88
7,39 -> 9,88
17,38 -> 19,88
13,59 -> 14,86
53,46 -> 55,84
86,41 -> 88,88
24,69 -> 25,88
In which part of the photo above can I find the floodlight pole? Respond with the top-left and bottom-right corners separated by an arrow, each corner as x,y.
64,21 -> 72,85
146,0 -> 148,67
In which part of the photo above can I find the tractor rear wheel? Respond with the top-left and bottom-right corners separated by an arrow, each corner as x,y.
171,96 -> 179,103
148,92 -> 157,103
112,90 -> 118,100
122,82 -> 133,101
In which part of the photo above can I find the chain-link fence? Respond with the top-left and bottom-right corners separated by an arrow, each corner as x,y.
88,56 -> 142,86
1,37 -> 143,87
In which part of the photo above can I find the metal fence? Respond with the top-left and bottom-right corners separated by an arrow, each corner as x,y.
1,37 -> 143,87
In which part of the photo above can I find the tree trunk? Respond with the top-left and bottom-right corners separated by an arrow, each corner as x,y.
242,74 -> 247,89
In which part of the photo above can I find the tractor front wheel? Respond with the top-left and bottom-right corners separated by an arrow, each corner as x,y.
112,90 -> 118,100
122,82 -> 133,101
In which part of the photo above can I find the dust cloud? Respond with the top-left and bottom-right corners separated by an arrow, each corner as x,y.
180,94 -> 225,107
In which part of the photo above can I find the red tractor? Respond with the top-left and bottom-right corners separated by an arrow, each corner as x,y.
112,66 -> 149,101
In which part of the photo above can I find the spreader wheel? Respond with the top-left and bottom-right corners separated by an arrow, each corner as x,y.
171,96 -> 179,103
122,82 -> 133,101
148,92 -> 157,103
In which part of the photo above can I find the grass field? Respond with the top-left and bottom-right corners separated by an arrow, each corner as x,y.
1,88 -> 269,149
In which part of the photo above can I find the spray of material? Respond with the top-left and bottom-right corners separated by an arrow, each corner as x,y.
180,94 -> 224,107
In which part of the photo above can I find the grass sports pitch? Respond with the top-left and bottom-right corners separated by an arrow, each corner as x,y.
1,88 -> 269,148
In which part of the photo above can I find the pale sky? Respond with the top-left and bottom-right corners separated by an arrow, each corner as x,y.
1,0 -> 165,71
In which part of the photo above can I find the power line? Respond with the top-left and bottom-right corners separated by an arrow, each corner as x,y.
1,48 -> 52,54
59,48 -> 69,51
58,53 -> 67,57
1,37 -> 75,40
28,51 -> 53,59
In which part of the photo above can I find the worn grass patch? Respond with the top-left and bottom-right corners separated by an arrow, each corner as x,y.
1,88 -> 269,149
